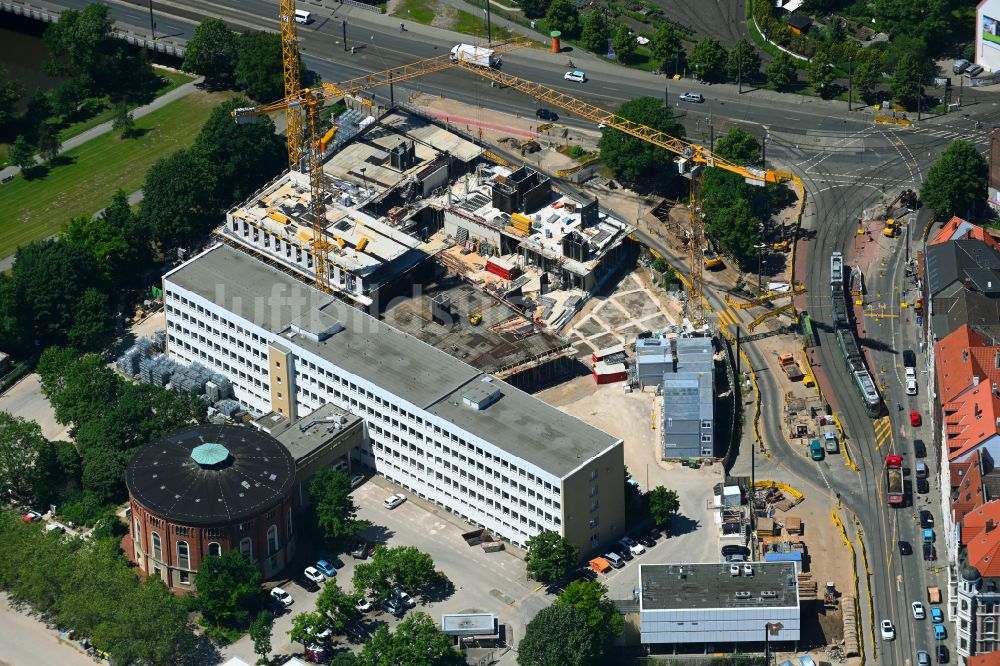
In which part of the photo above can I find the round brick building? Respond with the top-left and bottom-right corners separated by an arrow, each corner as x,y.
126,425 -> 297,593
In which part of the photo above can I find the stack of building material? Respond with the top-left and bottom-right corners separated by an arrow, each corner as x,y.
785,516 -> 803,535
215,400 -> 242,419
796,572 -> 818,599
841,596 -> 859,656
755,517 -> 777,537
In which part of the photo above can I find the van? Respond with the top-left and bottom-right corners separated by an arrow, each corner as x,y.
916,461 -> 928,478
810,439 -> 824,461
824,432 -> 838,454
604,551 -> 624,569
294,9 -> 312,24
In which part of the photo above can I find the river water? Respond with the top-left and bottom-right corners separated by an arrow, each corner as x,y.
0,18 -> 64,104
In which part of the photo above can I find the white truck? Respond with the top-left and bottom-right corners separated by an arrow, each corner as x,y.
450,44 -> 497,68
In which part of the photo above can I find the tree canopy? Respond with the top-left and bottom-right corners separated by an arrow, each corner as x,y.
714,127 -> 761,165
358,612 -> 462,666
525,530 -> 579,582
183,19 -> 239,87
316,580 -> 361,635
309,468 -> 367,543
517,0 -> 551,19
808,48 -> 835,97
766,51 -> 798,91
648,486 -> 681,528
353,544 -> 442,602
650,24 -> 685,75
612,24 -> 638,65
554,580 -> 624,655
726,38 -> 760,83
890,51 -> 930,109
140,148 -> 218,249
689,38 -> 727,83
196,549 -> 265,629
0,412 -> 47,500
517,604 -> 600,666
545,0 -> 580,38
598,96 -> 684,185
235,31 -> 289,102
580,10 -> 608,54
0,67 -> 23,131
921,140 -> 988,219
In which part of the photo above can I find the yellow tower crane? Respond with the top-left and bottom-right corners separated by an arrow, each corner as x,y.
449,57 -> 786,327
234,41 -> 528,291
279,0 -> 305,169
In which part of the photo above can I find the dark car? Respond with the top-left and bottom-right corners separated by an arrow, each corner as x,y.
648,527 -> 663,540
903,350 -> 916,368
920,510 -> 934,528
924,542 -> 936,561
535,108 -> 558,121
637,533 -> 656,548
936,645 -> 948,663
898,540 -> 912,555
295,576 -> 320,593
351,541 -> 370,559
266,595 -> 289,617
914,439 -> 927,458
721,545 -> 750,558
614,546 -> 633,562
917,477 -> 930,494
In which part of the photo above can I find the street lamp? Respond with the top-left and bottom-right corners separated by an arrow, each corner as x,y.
359,167 -> 369,198
764,622 -> 783,665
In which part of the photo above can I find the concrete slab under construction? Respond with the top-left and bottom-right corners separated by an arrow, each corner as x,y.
381,268 -> 573,391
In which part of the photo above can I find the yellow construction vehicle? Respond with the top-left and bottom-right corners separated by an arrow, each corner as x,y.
883,218 -> 897,238
773,240 -> 789,252
469,313 -> 483,326
448,59 -> 786,327
702,248 -> 723,270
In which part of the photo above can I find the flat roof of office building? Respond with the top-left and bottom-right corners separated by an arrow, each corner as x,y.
254,403 -> 363,464
640,562 -> 799,611
165,245 -> 618,477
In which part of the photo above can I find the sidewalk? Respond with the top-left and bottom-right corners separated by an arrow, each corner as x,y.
0,76 -> 204,182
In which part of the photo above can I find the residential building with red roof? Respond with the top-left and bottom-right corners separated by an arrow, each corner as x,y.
930,217 -> 1000,253
935,325 -> 1000,463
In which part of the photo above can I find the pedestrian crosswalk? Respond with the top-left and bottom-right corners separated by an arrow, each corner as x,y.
873,416 -> 893,450
716,308 -> 739,327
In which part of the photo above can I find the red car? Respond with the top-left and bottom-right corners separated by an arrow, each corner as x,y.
910,411 -> 922,427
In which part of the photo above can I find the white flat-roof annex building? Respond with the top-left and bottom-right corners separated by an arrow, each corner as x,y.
161,244 -> 625,552
639,563 -> 800,648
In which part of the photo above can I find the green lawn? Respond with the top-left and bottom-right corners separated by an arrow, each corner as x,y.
0,90 -> 234,259
394,0 -> 435,24
392,0 -> 513,40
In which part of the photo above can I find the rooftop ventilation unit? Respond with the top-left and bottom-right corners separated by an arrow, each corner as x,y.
730,565 -> 741,577
734,591 -> 752,599
761,590 -> 778,598
462,383 -> 503,410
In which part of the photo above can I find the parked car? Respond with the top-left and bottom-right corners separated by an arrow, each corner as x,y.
967,64 -> 985,77
903,349 -> 917,367
22,511 -> 42,522
898,540 -> 912,555
934,624 -> 947,640
924,543 -> 937,561
350,473 -> 365,489
936,644 -> 949,663
906,377 -> 918,395
564,70 -> 587,83
917,650 -> 931,666
535,108 -> 558,121
306,624 -> 332,641
912,601 -> 926,619
351,541 -> 370,559
931,607 -> 944,623
303,566 -> 326,584
721,545 -> 749,558
356,598 -> 373,613
295,575 -> 319,592
383,493 -> 406,509
914,439 -> 927,458
613,546 -> 633,562
910,410 -> 922,427
923,528 -> 935,543
604,551 -> 625,569
881,619 -> 895,641
304,644 -> 328,663
270,587 -> 294,607
953,59 -> 970,74
619,536 -> 645,556
315,560 -> 338,577
917,477 -> 930,494
393,587 -> 415,608
810,439 -> 824,461
679,92 -> 704,103
920,510 -> 934,528
383,597 -> 406,616
637,533 -> 656,548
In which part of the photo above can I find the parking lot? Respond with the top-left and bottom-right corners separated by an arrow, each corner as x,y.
222,474 -> 553,664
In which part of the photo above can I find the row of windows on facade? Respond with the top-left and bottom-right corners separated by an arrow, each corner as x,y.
168,298 -> 561,496
373,444 -> 558,532
377,456 -> 532,548
135,520 -> 287,567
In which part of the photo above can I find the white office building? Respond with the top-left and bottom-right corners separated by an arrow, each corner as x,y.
161,244 -> 625,553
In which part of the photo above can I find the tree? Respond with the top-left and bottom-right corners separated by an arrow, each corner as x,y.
545,0 -> 580,38
36,123 -> 62,163
331,654 -> 360,666
9,136 -> 35,171
611,24 -> 638,65
140,148 -> 218,248
517,604 -> 600,666
525,530 -> 579,582
648,486 -> 680,527
808,48 -> 835,97
766,51 -> 798,91
580,10 -> 608,54
873,0 -> 950,49
0,413 -> 46,500
352,545 -> 441,602
62,189 -> 150,286
30,439 -> 82,509
25,92 -> 54,141
81,445 -> 130,504
689,38 -> 727,83
358,612 -> 462,666
316,580 -> 360,635
853,58 -> 882,101
289,610 -> 329,646
824,17 -> 846,43
598,97 -> 684,185
111,102 -> 136,139
183,19 -> 238,87
67,288 -> 114,351
650,24 -> 684,75
0,67 -> 23,131
250,611 -> 274,665
714,127 -> 762,165
235,31 -> 288,102
196,549 -> 264,629
192,97 -> 286,207
517,0 -> 550,19
726,38 -> 760,83
555,580 -> 624,651
309,468 -> 367,543
921,140 -> 988,219
890,51 -> 925,108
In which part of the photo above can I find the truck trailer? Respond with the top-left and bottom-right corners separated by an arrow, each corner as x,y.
886,455 -> 904,506
450,44 -> 497,68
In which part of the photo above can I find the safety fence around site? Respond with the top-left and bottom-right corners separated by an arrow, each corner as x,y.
831,509 -> 864,665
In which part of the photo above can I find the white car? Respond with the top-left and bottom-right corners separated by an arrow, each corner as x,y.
619,537 -> 645,556
384,493 -> 406,509
356,598 -> 374,613
912,601 -> 926,619
564,70 -> 586,83
679,92 -> 704,103
307,624 -> 332,640
906,377 -> 918,395
303,566 -> 326,584
271,587 -> 294,606
881,619 -> 895,641
393,586 -> 416,608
